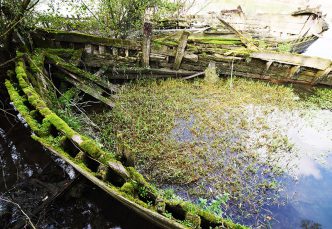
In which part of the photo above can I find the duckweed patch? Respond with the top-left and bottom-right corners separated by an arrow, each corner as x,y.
90,78 -> 331,226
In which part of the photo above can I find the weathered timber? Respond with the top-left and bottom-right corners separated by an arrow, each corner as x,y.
12,178 -> 80,229
57,68 -> 115,108
182,72 -> 205,80
173,31 -> 190,70
45,53 -> 118,93
287,65 -> 301,79
105,67 -> 196,78
251,52 -> 332,70
83,53 -> 139,68
142,22 -> 153,68
311,66 -> 332,85
31,29 -> 332,87
32,29 -> 141,50
37,142 -> 186,229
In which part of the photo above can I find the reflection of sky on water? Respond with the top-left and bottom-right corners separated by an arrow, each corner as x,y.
271,159 -> 332,228
267,108 -> 332,228
171,104 -> 332,228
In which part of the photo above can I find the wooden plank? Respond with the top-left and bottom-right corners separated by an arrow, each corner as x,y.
251,52 -> 332,70
173,31 -> 190,70
58,68 -> 115,108
33,29 -> 141,50
36,141 -> 186,229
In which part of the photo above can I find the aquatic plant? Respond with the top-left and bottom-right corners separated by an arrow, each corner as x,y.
90,77 -> 313,226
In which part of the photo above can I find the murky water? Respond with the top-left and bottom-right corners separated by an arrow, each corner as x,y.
0,110 -> 160,229
169,87 -> 332,228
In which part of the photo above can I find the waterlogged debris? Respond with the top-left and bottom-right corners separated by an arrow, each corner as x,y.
91,78 -> 332,227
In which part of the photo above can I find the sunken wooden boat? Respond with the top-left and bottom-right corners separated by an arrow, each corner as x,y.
4,23 -> 331,229
31,28 -> 332,86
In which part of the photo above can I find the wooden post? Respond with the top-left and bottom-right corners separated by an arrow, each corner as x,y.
173,31 -> 190,70
142,22 -> 152,68
287,65 -> 301,79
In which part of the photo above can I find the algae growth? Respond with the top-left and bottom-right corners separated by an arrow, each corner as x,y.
89,78 -> 332,226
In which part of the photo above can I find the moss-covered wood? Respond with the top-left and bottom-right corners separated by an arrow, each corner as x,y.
30,28 -> 332,87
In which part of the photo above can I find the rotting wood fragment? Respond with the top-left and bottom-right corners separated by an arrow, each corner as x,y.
173,31 -> 190,70
57,68 -> 115,108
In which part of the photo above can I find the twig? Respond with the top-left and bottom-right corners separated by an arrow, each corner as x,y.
0,57 -> 18,68
0,197 -> 37,229
182,71 -> 205,80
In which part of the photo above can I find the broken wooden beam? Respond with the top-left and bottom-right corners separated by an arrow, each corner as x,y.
218,17 -> 258,51
251,52 -> 332,70
173,31 -> 190,70
182,72 -> 205,80
57,68 -> 115,108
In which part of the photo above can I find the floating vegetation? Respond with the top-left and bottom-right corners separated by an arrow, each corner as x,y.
88,78 -> 318,226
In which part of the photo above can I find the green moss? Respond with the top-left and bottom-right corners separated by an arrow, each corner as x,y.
29,50 -> 46,74
120,182 -> 136,196
46,113 -> 77,138
79,138 -> 102,158
5,81 -> 36,127
128,167 -> 151,186
5,80 -> 48,136
153,39 -> 178,47
188,36 -> 242,46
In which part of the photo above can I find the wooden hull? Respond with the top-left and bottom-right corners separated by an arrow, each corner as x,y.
31,29 -> 332,87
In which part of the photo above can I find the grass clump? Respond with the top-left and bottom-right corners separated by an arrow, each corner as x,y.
306,88 -> 332,110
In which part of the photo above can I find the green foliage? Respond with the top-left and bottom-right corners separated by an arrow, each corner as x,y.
33,0 -> 189,38
163,188 -> 176,200
306,88 -> 332,110
198,193 -> 229,216
277,42 -> 292,52
97,0 -> 158,38
0,0 -> 39,49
